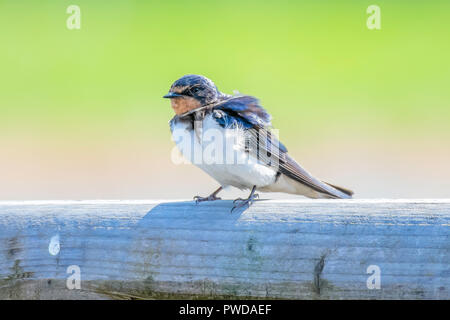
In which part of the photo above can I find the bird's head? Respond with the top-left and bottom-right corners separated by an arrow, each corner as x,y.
163,74 -> 221,115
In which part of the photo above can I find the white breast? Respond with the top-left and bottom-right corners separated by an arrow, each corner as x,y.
171,113 -> 277,190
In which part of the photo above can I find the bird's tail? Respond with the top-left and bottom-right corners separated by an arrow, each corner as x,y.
322,181 -> 354,198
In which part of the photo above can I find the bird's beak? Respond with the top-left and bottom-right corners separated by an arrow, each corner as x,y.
163,92 -> 183,99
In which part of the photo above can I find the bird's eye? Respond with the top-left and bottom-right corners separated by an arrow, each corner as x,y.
190,87 -> 201,95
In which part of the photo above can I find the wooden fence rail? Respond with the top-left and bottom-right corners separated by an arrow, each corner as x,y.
0,200 -> 449,299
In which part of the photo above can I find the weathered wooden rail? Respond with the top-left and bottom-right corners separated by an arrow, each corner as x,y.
0,200 -> 449,300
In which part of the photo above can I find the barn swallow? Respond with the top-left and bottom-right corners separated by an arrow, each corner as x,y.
164,74 -> 353,212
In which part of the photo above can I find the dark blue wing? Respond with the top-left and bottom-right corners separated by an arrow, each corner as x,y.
214,96 -> 272,127
210,96 -> 351,198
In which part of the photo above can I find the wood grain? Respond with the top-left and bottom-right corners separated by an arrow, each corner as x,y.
0,199 -> 449,299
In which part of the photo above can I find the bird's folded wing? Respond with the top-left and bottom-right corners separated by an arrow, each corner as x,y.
214,95 -> 272,128
212,95 -> 351,198
245,128 -> 351,199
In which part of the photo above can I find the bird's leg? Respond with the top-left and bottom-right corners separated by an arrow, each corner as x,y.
193,186 -> 223,204
231,185 -> 259,213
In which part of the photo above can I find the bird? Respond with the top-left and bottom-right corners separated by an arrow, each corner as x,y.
164,74 -> 353,212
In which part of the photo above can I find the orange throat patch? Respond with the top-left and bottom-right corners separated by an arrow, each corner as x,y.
171,96 -> 201,115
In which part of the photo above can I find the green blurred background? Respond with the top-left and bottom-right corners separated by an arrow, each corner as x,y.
1,0 -> 449,199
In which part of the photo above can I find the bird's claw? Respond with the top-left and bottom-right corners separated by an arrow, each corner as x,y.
231,193 -> 259,213
193,195 -> 221,204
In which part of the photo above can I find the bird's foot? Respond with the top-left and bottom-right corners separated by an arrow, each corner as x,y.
231,193 -> 259,213
193,195 -> 222,204
193,186 -> 223,204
